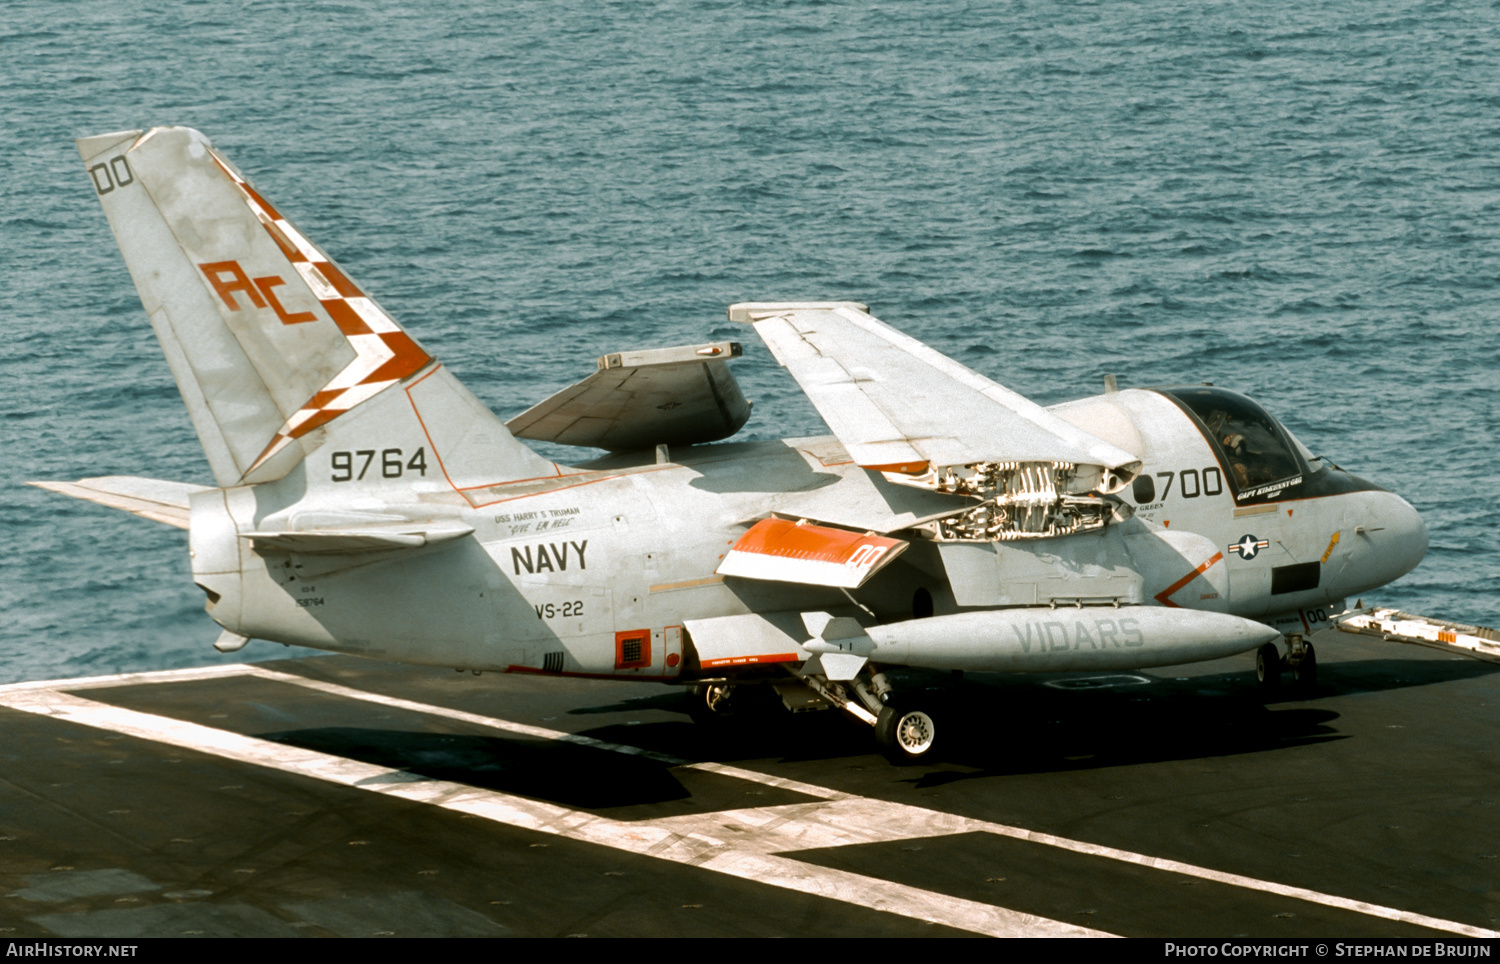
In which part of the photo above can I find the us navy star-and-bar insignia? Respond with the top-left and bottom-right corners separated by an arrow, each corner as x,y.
1229,534 -> 1270,560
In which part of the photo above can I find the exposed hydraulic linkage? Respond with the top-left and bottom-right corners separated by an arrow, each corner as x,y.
893,460 -> 1124,542
781,664 -> 878,725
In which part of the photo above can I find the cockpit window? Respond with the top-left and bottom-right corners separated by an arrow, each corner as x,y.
1156,387 -> 1309,503
1281,425 -> 1337,470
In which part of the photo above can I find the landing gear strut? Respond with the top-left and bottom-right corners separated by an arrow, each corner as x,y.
1290,640 -> 1317,689
778,663 -> 942,765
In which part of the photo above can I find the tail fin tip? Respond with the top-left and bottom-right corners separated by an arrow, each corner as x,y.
77,129 -> 143,162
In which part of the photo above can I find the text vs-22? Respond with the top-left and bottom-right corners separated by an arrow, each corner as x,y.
536,600 -> 584,620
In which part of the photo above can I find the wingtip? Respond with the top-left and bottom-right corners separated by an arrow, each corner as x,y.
728,301 -> 870,323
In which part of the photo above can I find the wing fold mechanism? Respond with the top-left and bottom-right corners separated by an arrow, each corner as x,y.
506,341 -> 751,451
29,476 -> 210,530
731,302 -> 1143,543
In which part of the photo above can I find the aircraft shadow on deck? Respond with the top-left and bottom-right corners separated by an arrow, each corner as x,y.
249,651 -> 1497,810
262,726 -> 700,810
568,654 -> 1499,778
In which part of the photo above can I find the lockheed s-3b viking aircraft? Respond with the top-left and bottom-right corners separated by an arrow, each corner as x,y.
38,127 -> 1429,763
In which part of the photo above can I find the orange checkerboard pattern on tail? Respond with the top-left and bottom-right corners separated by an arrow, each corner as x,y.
209,152 -> 433,474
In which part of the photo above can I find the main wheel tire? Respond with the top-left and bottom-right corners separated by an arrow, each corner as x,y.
875,701 -> 938,765
1256,643 -> 1282,692
1292,642 -> 1317,690
687,683 -> 785,732
687,682 -> 741,727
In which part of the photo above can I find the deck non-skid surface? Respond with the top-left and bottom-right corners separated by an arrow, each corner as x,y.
1,629 -> 1497,938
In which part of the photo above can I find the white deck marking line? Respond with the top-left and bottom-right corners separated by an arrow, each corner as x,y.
0,685 -> 1104,939
235,665 -> 1499,938
14,662 -> 1498,937
2,661 -> 261,692
13,662 -> 830,796
239,666 -> 848,801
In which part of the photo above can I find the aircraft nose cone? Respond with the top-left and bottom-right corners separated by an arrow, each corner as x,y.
1345,488 -> 1428,591
1381,492 -> 1429,580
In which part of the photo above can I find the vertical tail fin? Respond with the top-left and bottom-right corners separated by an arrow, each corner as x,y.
78,126 -> 555,489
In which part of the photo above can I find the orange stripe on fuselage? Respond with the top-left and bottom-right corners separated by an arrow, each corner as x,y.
1153,551 -> 1224,608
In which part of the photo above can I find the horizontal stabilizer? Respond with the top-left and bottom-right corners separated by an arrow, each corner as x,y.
29,476 -> 210,529
717,518 -> 908,589
506,342 -> 750,451
242,521 -> 474,554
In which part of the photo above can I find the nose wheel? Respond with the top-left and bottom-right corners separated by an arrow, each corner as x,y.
1256,643 -> 1282,692
1256,637 -> 1318,694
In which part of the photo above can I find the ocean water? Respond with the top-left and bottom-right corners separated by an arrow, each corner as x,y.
3,0 -> 1497,684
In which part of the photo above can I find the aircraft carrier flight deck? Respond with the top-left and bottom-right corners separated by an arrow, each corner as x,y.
1,625 -> 1496,939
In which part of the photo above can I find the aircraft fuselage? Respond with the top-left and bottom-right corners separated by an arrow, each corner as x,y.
200,385 -> 1425,681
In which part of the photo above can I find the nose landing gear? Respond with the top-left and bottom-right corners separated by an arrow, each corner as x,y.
1291,641 -> 1317,687
1256,635 -> 1317,694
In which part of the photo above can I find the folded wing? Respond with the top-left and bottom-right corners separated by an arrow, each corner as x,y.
507,342 -> 751,451
729,302 -> 1140,495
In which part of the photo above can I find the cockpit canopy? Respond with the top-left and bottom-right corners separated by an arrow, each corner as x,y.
1155,386 -> 1315,504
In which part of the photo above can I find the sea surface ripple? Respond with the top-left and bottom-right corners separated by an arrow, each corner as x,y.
2,0 -> 1496,682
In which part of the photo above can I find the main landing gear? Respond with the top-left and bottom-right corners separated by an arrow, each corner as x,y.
686,681 -> 743,727
790,663 -> 941,765
685,667 -> 942,764
1256,635 -> 1317,695
874,698 -> 938,764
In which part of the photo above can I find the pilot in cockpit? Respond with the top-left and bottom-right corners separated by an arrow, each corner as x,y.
1204,410 -> 1252,487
